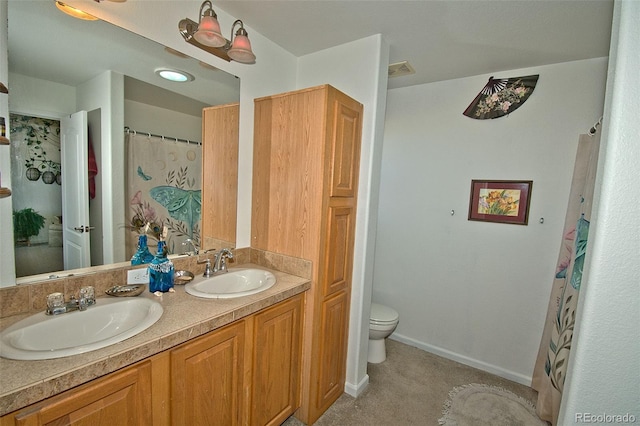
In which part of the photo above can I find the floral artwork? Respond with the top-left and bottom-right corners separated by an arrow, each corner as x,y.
468,180 -> 532,225
463,75 -> 539,119
478,189 -> 520,216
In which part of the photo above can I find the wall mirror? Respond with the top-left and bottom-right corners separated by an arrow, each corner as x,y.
5,1 -> 240,286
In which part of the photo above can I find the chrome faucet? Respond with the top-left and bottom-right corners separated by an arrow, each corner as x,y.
182,238 -> 199,256
213,248 -> 234,274
46,287 -> 96,315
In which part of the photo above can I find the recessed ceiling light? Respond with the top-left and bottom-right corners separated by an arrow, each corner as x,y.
155,68 -> 195,83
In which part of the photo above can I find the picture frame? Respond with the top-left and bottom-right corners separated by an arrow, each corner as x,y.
468,180 -> 533,225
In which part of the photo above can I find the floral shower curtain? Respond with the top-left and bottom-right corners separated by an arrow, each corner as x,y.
532,126 -> 601,424
125,131 -> 202,258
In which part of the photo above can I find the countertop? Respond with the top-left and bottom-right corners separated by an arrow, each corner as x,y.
0,264 -> 310,416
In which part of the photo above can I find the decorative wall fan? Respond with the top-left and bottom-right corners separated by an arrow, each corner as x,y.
463,75 -> 539,119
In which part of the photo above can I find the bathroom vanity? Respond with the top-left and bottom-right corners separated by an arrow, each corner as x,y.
0,83 -> 363,425
0,264 -> 309,426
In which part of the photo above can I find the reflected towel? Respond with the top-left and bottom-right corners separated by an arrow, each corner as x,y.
88,137 -> 98,199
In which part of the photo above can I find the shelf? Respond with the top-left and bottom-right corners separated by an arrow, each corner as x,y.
0,136 -> 9,145
0,187 -> 11,198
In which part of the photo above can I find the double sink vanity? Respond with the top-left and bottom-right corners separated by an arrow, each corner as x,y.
0,82 -> 364,425
0,250 -> 311,425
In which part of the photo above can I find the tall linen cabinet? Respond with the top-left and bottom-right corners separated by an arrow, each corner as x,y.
252,85 -> 363,424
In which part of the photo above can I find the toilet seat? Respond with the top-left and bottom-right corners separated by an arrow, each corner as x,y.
370,303 -> 399,324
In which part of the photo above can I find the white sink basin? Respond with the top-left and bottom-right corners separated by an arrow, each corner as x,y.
0,297 -> 163,361
185,268 -> 276,299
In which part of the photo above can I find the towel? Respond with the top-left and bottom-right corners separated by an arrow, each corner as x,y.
88,137 -> 98,199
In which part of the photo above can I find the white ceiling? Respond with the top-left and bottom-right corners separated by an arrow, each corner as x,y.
215,0 -> 614,89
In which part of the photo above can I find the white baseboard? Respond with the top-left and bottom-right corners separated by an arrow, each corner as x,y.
390,333 -> 532,386
344,373 -> 369,397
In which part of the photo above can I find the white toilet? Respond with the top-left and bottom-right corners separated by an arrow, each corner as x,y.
368,303 -> 399,363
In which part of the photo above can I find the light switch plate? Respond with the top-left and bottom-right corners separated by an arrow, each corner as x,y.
127,268 -> 149,284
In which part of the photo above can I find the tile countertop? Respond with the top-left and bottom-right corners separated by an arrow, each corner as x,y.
0,264 -> 310,417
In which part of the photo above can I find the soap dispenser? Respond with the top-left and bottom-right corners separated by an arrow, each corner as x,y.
148,227 -> 174,294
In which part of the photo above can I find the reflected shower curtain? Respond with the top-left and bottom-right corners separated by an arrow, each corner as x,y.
532,127 -> 601,424
125,132 -> 202,258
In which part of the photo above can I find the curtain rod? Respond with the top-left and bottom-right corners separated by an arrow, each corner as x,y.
589,117 -> 603,136
124,127 -> 201,145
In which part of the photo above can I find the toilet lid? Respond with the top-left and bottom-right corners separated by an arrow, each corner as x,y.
370,303 -> 399,322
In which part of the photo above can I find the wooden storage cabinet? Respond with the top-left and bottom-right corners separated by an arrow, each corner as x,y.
252,85 -> 362,424
0,359 -> 155,426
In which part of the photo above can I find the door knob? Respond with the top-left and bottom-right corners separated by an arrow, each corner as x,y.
84,226 -> 95,232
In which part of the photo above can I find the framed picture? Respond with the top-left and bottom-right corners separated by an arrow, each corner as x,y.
468,180 -> 533,225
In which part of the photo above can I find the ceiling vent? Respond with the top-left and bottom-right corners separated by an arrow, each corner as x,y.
388,61 -> 415,78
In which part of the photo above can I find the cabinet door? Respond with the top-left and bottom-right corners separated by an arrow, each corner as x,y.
251,294 -> 303,426
171,321 -> 246,426
328,92 -> 362,198
322,203 -> 356,297
8,361 -> 152,426
315,290 -> 350,414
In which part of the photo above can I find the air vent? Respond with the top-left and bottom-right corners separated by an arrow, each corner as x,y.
388,61 -> 415,78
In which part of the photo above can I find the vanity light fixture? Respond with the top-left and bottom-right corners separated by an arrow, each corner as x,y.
178,0 -> 256,64
155,68 -> 195,83
55,1 -> 98,21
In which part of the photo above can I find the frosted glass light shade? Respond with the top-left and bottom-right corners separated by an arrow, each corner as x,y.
194,15 -> 226,47
228,34 -> 256,64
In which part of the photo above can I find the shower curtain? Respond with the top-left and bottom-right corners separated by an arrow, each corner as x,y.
532,126 -> 601,424
125,131 -> 202,258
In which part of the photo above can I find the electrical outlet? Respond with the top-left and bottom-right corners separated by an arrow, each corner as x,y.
127,268 -> 149,284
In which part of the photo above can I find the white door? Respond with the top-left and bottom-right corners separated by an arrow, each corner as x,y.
61,111 -> 91,270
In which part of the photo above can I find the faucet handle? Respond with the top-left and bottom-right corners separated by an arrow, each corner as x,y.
46,292 -> 66,315
80,286 -> 96,306
197,257 -> 213,277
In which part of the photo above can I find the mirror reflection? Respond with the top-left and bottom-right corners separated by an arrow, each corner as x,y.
6,1 -> 240,284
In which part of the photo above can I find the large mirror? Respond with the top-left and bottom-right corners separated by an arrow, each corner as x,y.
5,1 -> 240,286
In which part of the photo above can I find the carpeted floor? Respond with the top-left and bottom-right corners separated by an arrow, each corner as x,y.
283,338 -> 539,425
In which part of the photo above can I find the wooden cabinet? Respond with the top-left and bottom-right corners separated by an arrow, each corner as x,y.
0,358 -> 156,426
169,295 -> 304,426
0,294 -> 305,426
201,103 -> 239,249
250,294 -> 303,426
252,85 -> 362,424
171,320 -> 247,426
